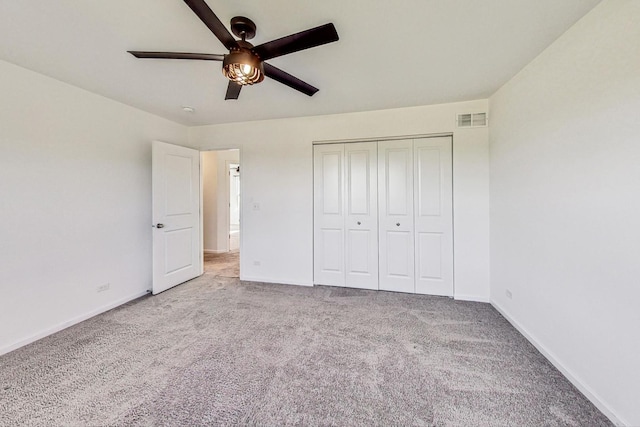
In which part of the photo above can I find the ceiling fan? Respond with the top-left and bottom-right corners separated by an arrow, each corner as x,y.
128,0 -> 339,100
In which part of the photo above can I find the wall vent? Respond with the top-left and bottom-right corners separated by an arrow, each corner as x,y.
456,112 -> 488,128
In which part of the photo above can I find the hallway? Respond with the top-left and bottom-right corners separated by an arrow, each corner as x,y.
204,251 -> 239,278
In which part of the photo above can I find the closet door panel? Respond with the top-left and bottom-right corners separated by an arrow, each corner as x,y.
314,144 -> 345,286
385,230 -> 413,276
414,137 -> 453,296
378,140 -> 415,293
345,142 -> 378,290
417,232 -> 443,278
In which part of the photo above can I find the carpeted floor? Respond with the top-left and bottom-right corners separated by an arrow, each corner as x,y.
0,253 -> 611,426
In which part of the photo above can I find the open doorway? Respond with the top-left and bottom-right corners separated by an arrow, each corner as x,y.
202,149 -> 240,278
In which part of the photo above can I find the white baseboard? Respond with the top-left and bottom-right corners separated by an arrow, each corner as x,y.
454,294 -> 490,303
204,249 -> 227,254
0,290 -> 149,357
491,300 -> 627,427
240,275 -> 313,287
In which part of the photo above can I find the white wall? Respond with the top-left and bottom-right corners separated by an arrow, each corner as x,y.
202,151 -> 219,253
202,149 -> 239,253
0,60 -> 189,354
489,1 -> 640,425
189,100 -> 490,300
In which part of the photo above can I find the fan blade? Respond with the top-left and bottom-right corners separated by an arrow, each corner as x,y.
183,0 -> 237,50
263,63 -> 319,96
225,81 -> 242,100
128,51 -> 225,61
252,23 -> 339,61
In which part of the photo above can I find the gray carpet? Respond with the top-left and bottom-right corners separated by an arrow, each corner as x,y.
0,255 -> 611,426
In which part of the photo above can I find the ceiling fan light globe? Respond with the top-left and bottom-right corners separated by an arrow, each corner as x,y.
222,50 -> 264,85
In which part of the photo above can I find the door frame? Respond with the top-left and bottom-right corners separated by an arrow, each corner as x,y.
311,132 -> 455,295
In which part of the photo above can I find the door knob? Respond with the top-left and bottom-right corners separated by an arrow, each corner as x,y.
154,223 -> 165,229
396,223 -> 400,226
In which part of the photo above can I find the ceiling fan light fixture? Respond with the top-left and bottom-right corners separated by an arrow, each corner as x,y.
222,50 -> 264,85
129,2 -> 338,99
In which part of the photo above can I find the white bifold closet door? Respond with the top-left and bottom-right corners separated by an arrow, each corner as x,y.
378,137 -> 453,295
314,143 -> 345,287
313,142 -> 378,289
378,139 -> 415,293
345,142 -> 378,289
413,137 -> 453,296
314,136 -> 452,296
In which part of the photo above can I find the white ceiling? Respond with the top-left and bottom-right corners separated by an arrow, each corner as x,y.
0,0 -> 601,126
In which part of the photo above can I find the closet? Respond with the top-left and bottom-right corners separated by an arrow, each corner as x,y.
313,136 -> 453,296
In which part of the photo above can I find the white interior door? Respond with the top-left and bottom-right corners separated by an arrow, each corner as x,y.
345,142 -> 378,290
378,139 -> 415,293
152,141 -> 201,295
313,144 -> 345,287
414,137 -> 453,296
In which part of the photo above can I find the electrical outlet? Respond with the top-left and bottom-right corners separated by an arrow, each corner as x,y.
252,202 -> 260,211
97,283 -> 110,293
505,289 -> 512,299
